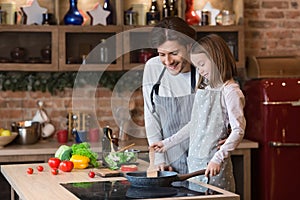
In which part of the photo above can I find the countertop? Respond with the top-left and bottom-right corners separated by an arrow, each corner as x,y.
0,138 -> 258,157
1,161 -> 240,200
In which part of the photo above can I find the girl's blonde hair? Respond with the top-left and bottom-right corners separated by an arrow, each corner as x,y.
191,34 -> 237,88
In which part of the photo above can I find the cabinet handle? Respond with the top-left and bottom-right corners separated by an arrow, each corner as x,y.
269,141 -> 300,147
263,100 -> 300,106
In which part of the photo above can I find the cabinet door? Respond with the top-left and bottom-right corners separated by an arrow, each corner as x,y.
58,26 -> 123,71
0,25 -> 58,71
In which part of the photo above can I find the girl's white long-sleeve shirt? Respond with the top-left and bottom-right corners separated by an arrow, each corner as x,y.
162,80 -> 246,164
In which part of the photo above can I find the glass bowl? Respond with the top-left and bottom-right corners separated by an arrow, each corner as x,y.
102,149 -> 139,170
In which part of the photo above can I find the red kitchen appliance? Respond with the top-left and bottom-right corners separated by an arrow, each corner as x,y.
243,77 -> 300,200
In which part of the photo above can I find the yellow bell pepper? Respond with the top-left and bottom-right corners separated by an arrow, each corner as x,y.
70,155 -> 90,169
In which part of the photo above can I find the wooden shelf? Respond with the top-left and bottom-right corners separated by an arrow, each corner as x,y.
0,25 -> 58,71
58,25 -> 123,71
0,0 -> 245,71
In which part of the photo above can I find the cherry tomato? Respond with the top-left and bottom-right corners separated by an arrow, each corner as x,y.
88,171 -> 95,178
59,161 -> 74,172
48,157 -> 61,169
37,165 -> 44,172
27,168 -> 33,174
51,168 -> 59,175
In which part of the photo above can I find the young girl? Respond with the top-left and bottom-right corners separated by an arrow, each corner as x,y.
150,34 -> 246,192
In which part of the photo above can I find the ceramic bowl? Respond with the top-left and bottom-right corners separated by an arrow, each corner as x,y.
0,132 -> 18,148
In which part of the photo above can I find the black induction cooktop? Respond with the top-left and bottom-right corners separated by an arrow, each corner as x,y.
61,180 -> 220,199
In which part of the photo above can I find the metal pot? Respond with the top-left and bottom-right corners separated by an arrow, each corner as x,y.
11,121 -> 41,145
125,169 -> 206,187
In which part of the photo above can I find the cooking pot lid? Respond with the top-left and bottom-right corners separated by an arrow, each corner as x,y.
126,186 -> 177,198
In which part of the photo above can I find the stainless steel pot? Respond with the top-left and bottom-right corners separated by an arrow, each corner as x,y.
11,121 -> 41,145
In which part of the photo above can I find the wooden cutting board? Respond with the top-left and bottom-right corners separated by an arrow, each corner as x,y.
94,168 -> 122,177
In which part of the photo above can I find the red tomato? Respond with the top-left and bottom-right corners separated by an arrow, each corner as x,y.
51,168 -> 58,175
59,161 -> 74,172
27,168 -> 33,174
37,165 -> 44,172
88,171 -> 95,178
48,157 -> 61,169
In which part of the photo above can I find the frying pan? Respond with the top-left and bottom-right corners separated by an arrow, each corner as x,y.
125,169 -> 206,187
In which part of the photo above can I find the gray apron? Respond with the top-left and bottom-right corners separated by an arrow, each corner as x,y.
150,66 -> 196,175
187,87 -> 235,192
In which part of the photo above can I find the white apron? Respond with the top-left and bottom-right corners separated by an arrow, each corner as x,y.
187,87 -> 235,192
150,67 -> 196,175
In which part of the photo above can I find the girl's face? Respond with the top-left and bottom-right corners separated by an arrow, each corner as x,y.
191,53 -> 212,81
157,40 -> 190,75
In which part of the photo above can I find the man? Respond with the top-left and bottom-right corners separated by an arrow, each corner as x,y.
142,17 -> 198,175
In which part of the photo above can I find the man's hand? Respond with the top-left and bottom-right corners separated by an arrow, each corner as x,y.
205,161 -> 221,177
149,141 -> 165,152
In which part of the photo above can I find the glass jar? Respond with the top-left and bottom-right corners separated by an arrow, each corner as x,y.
221,10 -> 235,26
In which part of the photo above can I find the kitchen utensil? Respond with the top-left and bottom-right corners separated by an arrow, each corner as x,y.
11,121 -> 41,145
125,169 -> 206,187
107,130 -> 115,152
146,147 -> 157,177
117,143 -> 135,152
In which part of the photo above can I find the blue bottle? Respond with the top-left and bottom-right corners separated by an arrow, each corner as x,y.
63,0 -> 83,25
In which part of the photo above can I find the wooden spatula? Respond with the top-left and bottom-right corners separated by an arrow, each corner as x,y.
147,147 -> 158,177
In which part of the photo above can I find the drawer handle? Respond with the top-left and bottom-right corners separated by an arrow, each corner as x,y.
269,141 -> 300,147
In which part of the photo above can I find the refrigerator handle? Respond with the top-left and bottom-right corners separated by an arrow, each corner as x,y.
269,141 -> 300,147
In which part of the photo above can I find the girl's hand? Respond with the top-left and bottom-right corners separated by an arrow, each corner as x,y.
205,161 -> 221,177
149,141 -> 165,153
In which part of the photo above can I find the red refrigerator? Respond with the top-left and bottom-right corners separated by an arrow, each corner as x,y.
243,78 -> 300,200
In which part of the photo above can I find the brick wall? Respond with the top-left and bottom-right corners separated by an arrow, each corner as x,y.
244,0 -> 300,57
0,87 -> 145,138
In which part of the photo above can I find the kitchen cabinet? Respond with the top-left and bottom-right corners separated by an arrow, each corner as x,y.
0,0 -> 245,71
123,25 -> 244,70
0,25 -> 58,71
58,25 -> 123,71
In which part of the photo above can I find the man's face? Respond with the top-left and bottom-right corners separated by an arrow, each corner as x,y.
157,40 -> 190,75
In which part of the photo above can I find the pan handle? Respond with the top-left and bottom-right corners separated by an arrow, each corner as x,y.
176,169 -> 206,181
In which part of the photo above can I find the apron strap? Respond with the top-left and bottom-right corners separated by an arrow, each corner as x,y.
150,65 -> 196,113
150,68 -> 167,113
191,65 -> 196,92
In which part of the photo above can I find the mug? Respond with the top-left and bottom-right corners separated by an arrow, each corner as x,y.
88,128 -> 99,143
57,130 -> 68,143
42,123 -> 55,138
